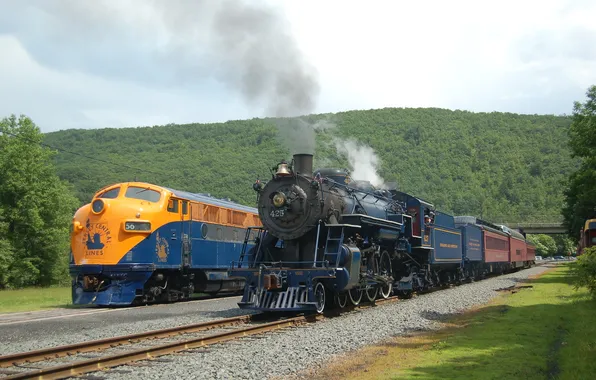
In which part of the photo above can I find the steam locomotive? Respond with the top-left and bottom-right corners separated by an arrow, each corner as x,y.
228,153 -> 535,313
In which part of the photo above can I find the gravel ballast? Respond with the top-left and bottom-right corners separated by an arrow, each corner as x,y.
0,296 -> 257,356
86,265 -> 552,380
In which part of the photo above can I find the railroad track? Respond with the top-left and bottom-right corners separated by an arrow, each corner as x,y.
0,294 -> 402,380
2,268 -> 535,380
0,313 -> 320,380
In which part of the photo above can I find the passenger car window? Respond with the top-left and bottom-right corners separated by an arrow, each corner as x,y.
125,186 -> 161,202
97,187 -> 120,199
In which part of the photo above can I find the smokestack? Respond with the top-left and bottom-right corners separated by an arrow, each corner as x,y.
293,153 -> 313,177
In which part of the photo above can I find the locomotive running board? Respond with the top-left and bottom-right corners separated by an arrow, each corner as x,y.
341,214 -> 403,230
324,223 -> 361,229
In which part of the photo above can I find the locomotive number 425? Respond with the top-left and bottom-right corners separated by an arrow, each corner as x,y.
270,209 -> 285,218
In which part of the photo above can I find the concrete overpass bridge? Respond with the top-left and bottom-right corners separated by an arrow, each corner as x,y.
492,215 -> 566,234
499,222 -> 566,234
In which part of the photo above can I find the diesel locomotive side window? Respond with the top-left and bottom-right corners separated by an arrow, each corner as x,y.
167,199 -> 179,213
98,187 -> 120,199
182,201 -> 188,215
125,186 -> 161,202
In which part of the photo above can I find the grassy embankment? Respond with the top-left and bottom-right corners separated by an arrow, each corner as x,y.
310,264 -> 595,380
0,287 -> 72,313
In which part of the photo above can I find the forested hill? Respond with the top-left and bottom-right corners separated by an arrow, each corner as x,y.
44,107 -> 576,223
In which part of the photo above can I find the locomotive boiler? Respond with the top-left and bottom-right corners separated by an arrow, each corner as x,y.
229,153 -> 410,313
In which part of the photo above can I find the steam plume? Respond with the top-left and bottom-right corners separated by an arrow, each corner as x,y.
333,138 -> 387,189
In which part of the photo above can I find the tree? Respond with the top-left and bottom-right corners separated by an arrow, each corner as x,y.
552,234 -> 577,256
0,115 -> 80,288
573,246 -> 596,298
563,85 -> 596,240
43,107 -> 575,222
527,234 -> 558,257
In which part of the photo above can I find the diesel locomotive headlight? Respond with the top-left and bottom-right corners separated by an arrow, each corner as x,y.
92,199 -> 105,214
272,192 -> 286,208
123,221 -> 151,232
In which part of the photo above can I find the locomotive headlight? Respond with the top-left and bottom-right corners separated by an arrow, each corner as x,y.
272,192 -> 286,208
123,221 -> 151,232
91,199 -> 105,214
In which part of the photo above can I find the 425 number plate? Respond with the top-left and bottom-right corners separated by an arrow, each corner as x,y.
270,209 -> 285,218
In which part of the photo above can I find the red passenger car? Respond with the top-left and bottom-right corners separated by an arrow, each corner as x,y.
483,230 -> 510,263
500,224 -> 534,268
526,244 -> 536,262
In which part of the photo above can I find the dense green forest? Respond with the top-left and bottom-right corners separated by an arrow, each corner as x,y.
0,107 -> 581,288
44,107 -> 577,224
562,85 -> 596,239
1,116 -> 79,288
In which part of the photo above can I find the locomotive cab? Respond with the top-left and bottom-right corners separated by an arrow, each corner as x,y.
390,191 -> 434,246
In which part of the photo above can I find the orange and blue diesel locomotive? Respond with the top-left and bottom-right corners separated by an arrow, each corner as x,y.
228,153 -> 535,314
70,182 -> 260,306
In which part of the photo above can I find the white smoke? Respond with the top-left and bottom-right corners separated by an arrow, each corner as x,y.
332,138 -> 386,189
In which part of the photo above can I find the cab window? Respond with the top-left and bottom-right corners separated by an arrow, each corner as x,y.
125,186 -> 161,202
168,199 -> 179,213
97,187 -> 120,199
182,201 -> 188,215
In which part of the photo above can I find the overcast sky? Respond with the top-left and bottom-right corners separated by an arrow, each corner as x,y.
1,0 -> 595,133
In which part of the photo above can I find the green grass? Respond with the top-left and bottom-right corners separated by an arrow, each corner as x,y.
311,265 -> 596,380
0,286 -> 74,313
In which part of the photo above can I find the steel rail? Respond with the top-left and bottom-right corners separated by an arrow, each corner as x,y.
0,314 -> 253,368
1,269 -> 528,379
3,315 -> 319,380
0,294 -> 397,372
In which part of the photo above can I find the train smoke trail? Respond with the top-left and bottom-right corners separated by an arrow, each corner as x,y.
160,0 -> 320,115
333,138 -> 387,189
157,0 -> 322,154
4,0 -> 321,151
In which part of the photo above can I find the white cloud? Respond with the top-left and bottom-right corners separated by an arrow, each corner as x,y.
284,0 -> 596,114
0,35 -> 251,131
1,0 -> 595,132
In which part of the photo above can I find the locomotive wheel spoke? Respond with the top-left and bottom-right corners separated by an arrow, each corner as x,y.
314,282 -> 326,314
379,283 -> 391,299
335,292 -> 348,308
348,288 -> 362,306
379,251 -> 392,299
365,286 -> 378,302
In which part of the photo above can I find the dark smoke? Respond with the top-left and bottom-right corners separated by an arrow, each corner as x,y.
158,0 -> 323,154
157,0 -> 320,119
2,0 -> 321,151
